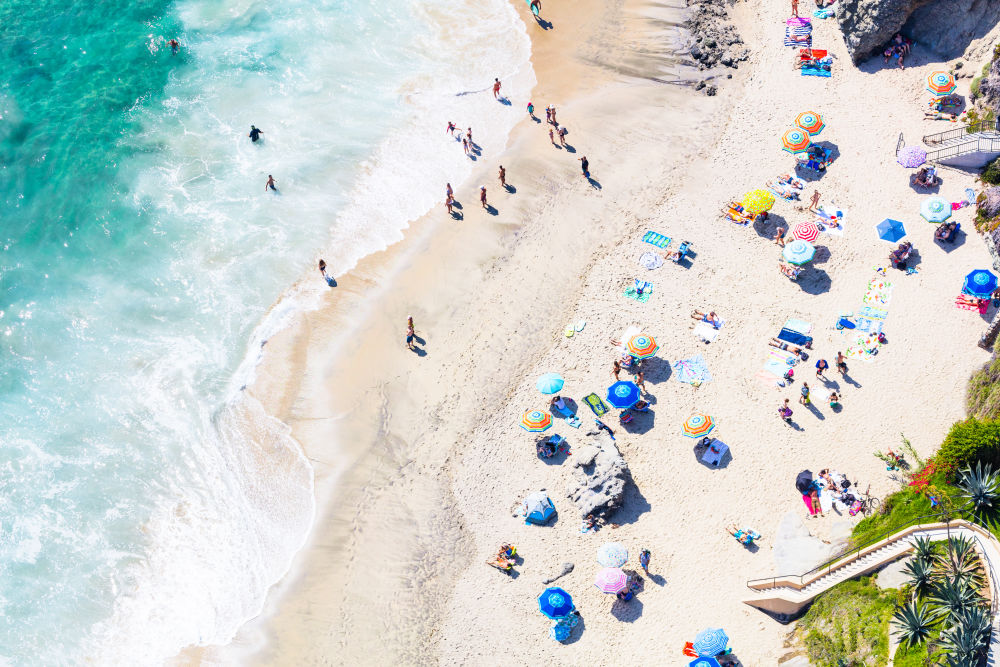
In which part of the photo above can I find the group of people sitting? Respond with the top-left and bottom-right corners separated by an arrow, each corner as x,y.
888,241 -> 913,269
910,166 -> 940,188
883,32 -> 913,69
616,571 -> 644,602
796,144 -> 830,172
778,262 -> 803,280
935,221 -> 959,243
486,543 -> 518,573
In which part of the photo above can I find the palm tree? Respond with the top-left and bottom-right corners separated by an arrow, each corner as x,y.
912,535 -> 936,566
930,576 -> 980,622
958,461 -> 1000,518
903,556 -> 935,598
892,599 -> 940,648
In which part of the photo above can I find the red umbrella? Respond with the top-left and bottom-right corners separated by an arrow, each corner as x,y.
793,221 -> 820,242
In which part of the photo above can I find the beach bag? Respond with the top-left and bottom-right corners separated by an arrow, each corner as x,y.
784,368 -> 795,381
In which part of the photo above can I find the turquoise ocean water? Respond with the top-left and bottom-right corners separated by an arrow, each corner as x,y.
0,0 -> 532,662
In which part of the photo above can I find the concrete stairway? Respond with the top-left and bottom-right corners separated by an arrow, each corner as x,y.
923,122 -> 1000,168
743,521 -> 1000,663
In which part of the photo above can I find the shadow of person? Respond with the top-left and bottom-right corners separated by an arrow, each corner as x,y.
531,115 -> 542,123
450,210 -> 464,220
841,372 -> 861,388
587,177 -> 602,190
410,346 -> 427,357
452,200 -> 463,209
413,335 -> 425,345
564,144 -> 577,153
484,204 -> 499,216
325,276 -> 337,287
804,401 -> 825,420
648,573 -> 666,586
504,184 -> 516,193
498,96 -> 512,106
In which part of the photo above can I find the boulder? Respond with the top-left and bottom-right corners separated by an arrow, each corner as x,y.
542,562 -> 575,585
836,0 -> 1000,64
566,432 -> 631,520
978,57 -> 1000,108
981,186 -> 1000,218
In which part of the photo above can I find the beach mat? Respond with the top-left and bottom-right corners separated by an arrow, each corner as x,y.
624,284 -> 653,303
802,65 -> 831,77
863,278 -> 894,307
583,393 -> 610,416
783,318 -> 812,335
784,26 -> 812,47
642,231 -> 671,248
777,328 -> 812,346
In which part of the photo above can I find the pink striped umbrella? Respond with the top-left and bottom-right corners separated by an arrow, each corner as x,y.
793,221 -> 820,242
594,567 -> 629,594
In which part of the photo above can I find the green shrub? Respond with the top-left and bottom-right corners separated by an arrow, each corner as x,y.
935,418 -> 1000,472
796,576 -> 895,666
972,75 -> 984,99
981,156 -> 1000,186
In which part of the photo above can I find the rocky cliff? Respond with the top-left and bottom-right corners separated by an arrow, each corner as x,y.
836,0 -> 1000,64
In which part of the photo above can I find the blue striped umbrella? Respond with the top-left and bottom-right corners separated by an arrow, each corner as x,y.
606,381 -> 641,409
964,270 -> 999,298
693,627 -> 729,657
597,542 -> 629,567
920,196 -> 951,223
536,372 -> 565,394
781,239 -> 816,266
689,658 -> 722,667
537,587 -> 574,619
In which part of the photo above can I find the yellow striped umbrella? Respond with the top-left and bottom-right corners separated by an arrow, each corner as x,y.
781,127 -> 811,153
926,71 -> 956,96
794,111 -> 825,135
741,189 -> 776,215
520,409 -> 552,432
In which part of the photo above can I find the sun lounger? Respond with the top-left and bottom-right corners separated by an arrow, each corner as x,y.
583,393 -> 610,416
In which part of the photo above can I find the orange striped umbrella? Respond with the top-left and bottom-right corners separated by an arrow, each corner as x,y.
926,71 -> 956,96
794,111 -> 825,135
626,334 -> 659,359
781,127 -> 811,153
520,409 -> 552,432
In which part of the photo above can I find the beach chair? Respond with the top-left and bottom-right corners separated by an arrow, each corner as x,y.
910,166 -> 940,189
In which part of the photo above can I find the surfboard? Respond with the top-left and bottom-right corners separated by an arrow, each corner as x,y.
525,0 -> 540,15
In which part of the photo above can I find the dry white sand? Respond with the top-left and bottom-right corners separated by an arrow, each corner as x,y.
203,0 -> 1000,664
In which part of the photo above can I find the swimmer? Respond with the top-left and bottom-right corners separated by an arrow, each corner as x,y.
265,174 -> 277,192
168,38 -> 179,54
249,125 -> 263,143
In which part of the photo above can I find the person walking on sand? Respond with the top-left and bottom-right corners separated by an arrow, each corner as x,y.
634,370 -> 646,393
406,317 -> 416,350
530,0 -> 541,15
791,0 -> 799,16
498,165 -> 506,188
612,360 -> 622,381
265,174 -> 277,192
549,128 -> 556,146
445,194 -> 454,216
774,226 -> 786,247
579,156 -> 589,178
639,549 -> 651,573
800,382 -> 811,405
779,398 -> 793,424
836,351 -> 848,376
558,126 -> 567,147
808,189 -> 821,212
480,185 -> 488,209
493,78 -> 501,99
466,127 -> 473,145
550,106 -> 558,126
545,106 -> 552,124
527,101 -> 535,119
815,358 -> 828,379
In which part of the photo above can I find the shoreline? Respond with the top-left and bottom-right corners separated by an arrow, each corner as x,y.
205,0 -> 1000,664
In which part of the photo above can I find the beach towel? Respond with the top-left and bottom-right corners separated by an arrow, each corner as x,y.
858,306 -> 888,321
812,8 -> 834,18
639,251 -> 663,270
693,321 -> 720,343
582,393 -> 610,416
802,64 -> 831,77
863,278 -> 894,307
816,204 -> 846,236
642,231 -> 671,248
797,48 -> 827,60
845,333 -> 881,361
855,317 -> 883,334
784,25 -> 812,47
783,318 -> 813,335
956,299 -> 989,314
624,281 -> 653,303
672,354 -> 713,385
777,328 -> 812,346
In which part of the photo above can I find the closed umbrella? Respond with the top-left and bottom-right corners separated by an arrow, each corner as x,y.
682,413 -> 715,438
597,542 -> 629,568
537,587 -> 574,619
920,196 -> 952,223
782,239 -> 816,266
626,334 -> 659,359
520,409 -> 553,432
693,627 -> 730,656
794,111 -> 825,135
594,567 -> 629,594
875,218 -> 906,243
926,71 -> 957,96
781,127 -> 811,153
964,270 -> 999,298
896,146 -> 927,168
535,373 -> 564,394
606,381 -> 641,409
741,189 -> 776,215
792,221 -> 819,242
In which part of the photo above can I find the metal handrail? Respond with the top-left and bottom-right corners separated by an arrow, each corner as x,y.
923,120 -> 998,146
926,135 -> 1000,163
745,509 -> 975,591
895,132 -> 905,156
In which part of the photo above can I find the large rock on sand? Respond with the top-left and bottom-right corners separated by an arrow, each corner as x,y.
566,433 -> 632,520
836,0 -> 1000,64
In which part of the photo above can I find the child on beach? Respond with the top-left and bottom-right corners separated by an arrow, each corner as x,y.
406,317 -> 416,350
815,359 -> 828,379
800,382 -> 810,404
778,398 -> 793,424
527,101 -> 535,119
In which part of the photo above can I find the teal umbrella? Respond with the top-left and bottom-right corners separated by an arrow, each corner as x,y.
782,240 -> 816,266
920,196 -> 951,223
536,373 -> 564,394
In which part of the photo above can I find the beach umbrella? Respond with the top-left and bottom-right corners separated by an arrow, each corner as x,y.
926,70 -> 957,96
795,470 -> 814,493
549,622 -> 572,642
794,111 -> 825,135
875,218 -> 906,243
920,196 -> 952,223
520,409 -> 553,432
741,189 -> 775,215
896,146 -> 927,168
781,127 -> 811,153
782,239 -> 816,266
523,492 -> 556,525
536,373 -> 565,394
689,659 -> 722,667
594,567 -> 629,594
606,381 -> 641,409
693,627 -> 730,657
682,413 -> 715,438
597,542 -> 629,568
792,221 -> 820,242
626,334 -> 659,359
537,586 -> 574,619
963,270 -> 999,298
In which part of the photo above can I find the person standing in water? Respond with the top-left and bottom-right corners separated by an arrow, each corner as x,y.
249,125 -> 263,142
446,183 -> 454,199
446,121 -> 456,136
498,165 -> 506,189
265,175 -> 277,192
493,78 -> 501,99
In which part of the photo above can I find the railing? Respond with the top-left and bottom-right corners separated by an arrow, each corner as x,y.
926,135 -> 1000,163
895,132 -> 905,156
745,510 -> 969,592
923,120 -> 998,146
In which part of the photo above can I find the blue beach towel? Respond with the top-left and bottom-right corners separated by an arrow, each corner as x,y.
802,65 -> 832,77
777,328 -> 812,346
855,317 -> 884,334
642,231 -> 672,248
624,281 -> 653,303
